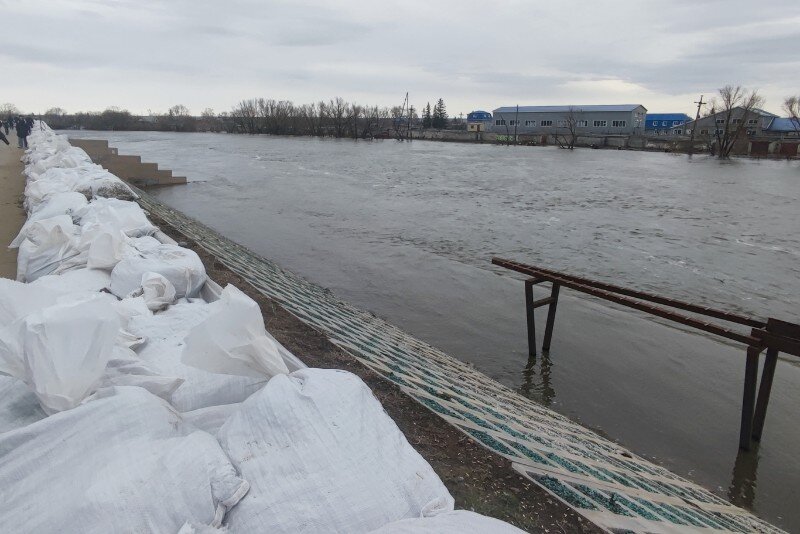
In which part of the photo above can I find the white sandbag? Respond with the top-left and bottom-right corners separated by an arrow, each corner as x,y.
0,386 -> 249,533
128,301 -> 265,411
178,522 -> 226,534
134,272 -> 178,311
182,403 -> 241,434
17,295 -> 120,413
16,225 -> 86,282
80,224 -> 131,270
113,295 -> 151,324
9,214 -> 78,249
99,346 -> 184,400
74,197 -> 155,238
183,284 -> 289,379
368,511 -> 527,533
110,244 -> 207,299
9,191 -> 87,248
218,368 -> 454,533
28,191 -> 87,221
22,171 -> 76,210
0,278 -> 68,326
32,267 -> 112,293
0,375 -> 46,434
0,279 -> 82,379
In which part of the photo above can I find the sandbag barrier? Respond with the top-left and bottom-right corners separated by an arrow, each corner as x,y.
2,126 -> 535,534
134,188 -> 786,534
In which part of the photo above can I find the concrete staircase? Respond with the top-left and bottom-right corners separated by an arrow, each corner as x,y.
68,138 -> 187,187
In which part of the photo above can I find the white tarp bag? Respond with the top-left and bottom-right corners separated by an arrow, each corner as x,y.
0,278 -> 68,326
16,225 -> 86,282
110,244 -> 207,299
99,346 -> 184,400
31,267 -> 112,293
0,279 -> 71,379
16,295 -> 120,413
218,368 -> 454,533
128,301 -> 265,412
73,197 -> 155,238
0,386 -> 249,533
80,224 -> 130,270
28,191 -> 87,221
368,511 -> 527,533
183,284 -> 289,379
182,403 -> 242,435
134,272 -> 177,311
0,375 -> 46,434
9,214 -> 78,249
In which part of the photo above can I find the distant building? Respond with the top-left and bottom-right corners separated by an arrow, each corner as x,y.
685,107 -> 777,138
490,105 -> 646,136
466,110 -> 492,132
645,113 -> 692,136
762,117 -> 800,138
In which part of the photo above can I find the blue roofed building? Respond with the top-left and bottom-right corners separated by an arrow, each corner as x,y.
467,110 -> 492,132
763,117 -> 800,137
645,113 -> 692,136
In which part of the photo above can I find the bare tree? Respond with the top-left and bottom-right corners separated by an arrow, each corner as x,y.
232,99 -> 258,134
198,108 -> 221,132
783,96 -> 800,136
708,85 -> 764,158
329,97 -> 348,138
0,103 -> 20,116
554,106 -> 580,149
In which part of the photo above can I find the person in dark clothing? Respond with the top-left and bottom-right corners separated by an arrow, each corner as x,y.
2,119 -> 8,135
15,117 -> 30,149
25,115 -> 34,130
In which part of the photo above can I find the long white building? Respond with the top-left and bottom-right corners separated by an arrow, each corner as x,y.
491,104 -> 647,136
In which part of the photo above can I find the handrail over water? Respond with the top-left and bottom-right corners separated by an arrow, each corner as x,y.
492,256 -> 800,451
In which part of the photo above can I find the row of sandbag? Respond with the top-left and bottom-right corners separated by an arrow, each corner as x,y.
0,280 -> 522,533
0,125 -> 525,533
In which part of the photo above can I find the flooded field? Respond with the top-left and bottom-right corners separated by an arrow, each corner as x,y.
68,130 -> 800,531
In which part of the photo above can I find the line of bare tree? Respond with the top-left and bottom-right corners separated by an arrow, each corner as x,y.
229,97 -> 402,138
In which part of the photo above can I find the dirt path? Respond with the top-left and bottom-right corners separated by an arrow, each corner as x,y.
0,143 -> 25,279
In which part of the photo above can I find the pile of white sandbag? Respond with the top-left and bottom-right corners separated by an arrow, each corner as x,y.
0,124 -> 525,533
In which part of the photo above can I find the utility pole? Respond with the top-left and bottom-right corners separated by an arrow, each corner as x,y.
688,95 -> 705,156
514,104 -> 519,145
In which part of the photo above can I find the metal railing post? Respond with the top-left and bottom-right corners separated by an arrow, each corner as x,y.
752,347 -> 779,441
739,346 -> 762,450
525,279 -> 536,357
542,283 -> 560,351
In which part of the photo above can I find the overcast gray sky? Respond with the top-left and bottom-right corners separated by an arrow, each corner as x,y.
3,0 -> 799,117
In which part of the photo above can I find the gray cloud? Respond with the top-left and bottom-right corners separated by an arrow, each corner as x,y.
3,0 -> 799,116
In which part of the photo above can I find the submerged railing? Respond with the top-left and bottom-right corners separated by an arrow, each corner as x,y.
492,257 -> 800,451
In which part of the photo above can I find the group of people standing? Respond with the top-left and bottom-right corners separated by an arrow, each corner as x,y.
0,115 -> 35,149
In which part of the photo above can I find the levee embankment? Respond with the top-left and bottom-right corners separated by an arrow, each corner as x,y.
0,144 -> 25,278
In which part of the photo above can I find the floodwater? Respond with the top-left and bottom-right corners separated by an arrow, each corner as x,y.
68,130 -> 800,531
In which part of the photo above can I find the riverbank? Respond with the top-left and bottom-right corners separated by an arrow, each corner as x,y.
0,144 -> 25,278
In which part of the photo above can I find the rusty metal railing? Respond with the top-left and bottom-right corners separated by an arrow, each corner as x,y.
492,257 -> 800,451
